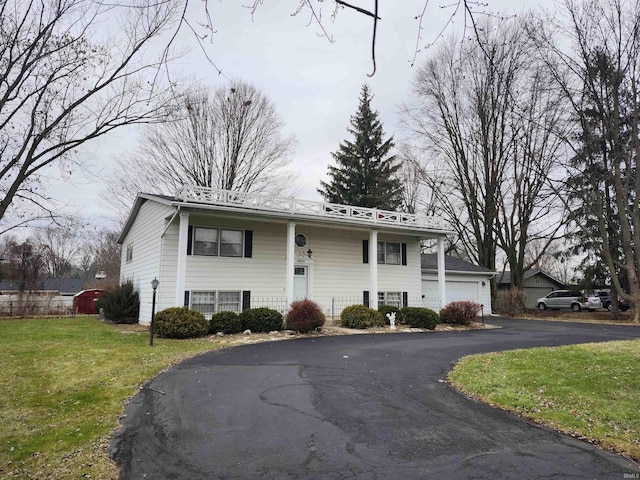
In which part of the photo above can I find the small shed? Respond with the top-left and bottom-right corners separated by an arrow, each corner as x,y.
73,289 -> 105,315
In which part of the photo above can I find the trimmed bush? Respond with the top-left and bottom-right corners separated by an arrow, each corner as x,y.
400,307 -> 439,330
440,301 -> 482,326
497,288 -> 524,317
285,299 -> 326,333
340,304 -> 385,329
239,307 -> 283,333
96,280 -> 140,324
378,305 -> 405,325
154,307 -> 209,339
210,311 -> 243,334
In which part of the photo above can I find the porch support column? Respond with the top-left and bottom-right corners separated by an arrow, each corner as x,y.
437,236 -> 446,310
369,230 -> 378,310
286,222 -> 296,308
175,212 -> 190,306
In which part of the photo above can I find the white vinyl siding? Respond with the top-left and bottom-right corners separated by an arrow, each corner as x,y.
306,228 -> 422,315
119,200 -> 175,324
167,217 -> 286,302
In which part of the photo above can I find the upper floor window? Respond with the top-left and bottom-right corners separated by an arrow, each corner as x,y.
193,227 -> 243,257
377,241 -> 401,265
126,243 -> 133,262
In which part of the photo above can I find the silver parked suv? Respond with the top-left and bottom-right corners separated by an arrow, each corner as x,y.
536,290 -> 587,312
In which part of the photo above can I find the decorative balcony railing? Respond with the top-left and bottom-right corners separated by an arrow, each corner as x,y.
175,185 -> 446,230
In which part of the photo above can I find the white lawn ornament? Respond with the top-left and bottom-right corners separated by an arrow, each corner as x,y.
386,311 -> 396,330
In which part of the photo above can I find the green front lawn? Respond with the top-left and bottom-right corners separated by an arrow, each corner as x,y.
449,339 -> 640,460
0,317 -> 225,479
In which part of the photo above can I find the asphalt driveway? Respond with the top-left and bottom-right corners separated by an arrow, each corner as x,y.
111,318 -> 640,479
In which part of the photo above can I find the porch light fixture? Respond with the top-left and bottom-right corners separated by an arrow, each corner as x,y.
150,278 -> 159,346
306,248 -> 313,258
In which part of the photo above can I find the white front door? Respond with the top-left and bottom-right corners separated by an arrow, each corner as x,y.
293,266 -> 308,301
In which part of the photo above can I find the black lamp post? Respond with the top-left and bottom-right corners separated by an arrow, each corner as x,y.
150,278 -> 159,346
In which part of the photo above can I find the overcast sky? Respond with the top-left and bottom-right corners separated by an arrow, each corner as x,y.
49,0 -> 546,230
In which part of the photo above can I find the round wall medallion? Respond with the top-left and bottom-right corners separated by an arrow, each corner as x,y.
295,233 -> 307,247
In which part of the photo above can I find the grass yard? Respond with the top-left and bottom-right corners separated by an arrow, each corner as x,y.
449,339 -> 640,460
0,316 -> 227,479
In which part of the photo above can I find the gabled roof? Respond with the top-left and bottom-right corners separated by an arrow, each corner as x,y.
497,269 -> 565,287
421,254 -> 495,275
119,188 -> 454,244
0,278 -> 88,295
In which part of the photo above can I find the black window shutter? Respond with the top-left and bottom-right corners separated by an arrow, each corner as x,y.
363,240 -> 369,264
244,230 -> 253,258
187,226 -> 193,255
242,291 -> 251,311
402,292 -> 408,308
184,290 -> 190,307
363,290 -> 369,307
401,243 -> 407,266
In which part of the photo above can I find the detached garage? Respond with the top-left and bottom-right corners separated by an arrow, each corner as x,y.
421,254 -> 495,312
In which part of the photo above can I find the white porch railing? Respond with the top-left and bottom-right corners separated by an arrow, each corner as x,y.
175,186 -> 445,230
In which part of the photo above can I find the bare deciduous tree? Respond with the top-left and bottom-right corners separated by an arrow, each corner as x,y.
401,16 -> 568,295
0,0 -> 182,232
103,80 -> 296,217
528,0 -> 640,322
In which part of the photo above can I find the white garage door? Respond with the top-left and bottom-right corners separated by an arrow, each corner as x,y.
422,280 -> 479,305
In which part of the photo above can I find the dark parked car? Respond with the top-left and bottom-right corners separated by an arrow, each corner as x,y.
536,290 -> 587,312
595,290 -> 630,312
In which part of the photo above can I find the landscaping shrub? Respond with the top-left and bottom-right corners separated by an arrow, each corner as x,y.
378,305 -> 405,325
285,299 -> 326,333
95,280 -> 139,324
239,307 -> 283,333
340,304 -> 384,329
400,307 -> 439,330
497,288 -> 525,317
440,301 -> 482,326
209,311 -> 243,334
154,307 -> 209,339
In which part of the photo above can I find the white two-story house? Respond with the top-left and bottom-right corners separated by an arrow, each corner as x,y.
118,186 -> 453,324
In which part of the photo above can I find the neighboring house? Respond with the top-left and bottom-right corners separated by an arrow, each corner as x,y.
497,270 -> 566,309
0,278 -> 91,316
118,186 -> 453,325
421,254 -> 495,312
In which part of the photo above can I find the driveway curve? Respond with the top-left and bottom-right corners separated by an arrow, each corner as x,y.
111,318 -> 640,479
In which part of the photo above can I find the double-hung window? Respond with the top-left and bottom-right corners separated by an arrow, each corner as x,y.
193,227 -> 243,257
377,241 -> 401,265
218,291 -> 241,312
191,291 -> 216,317
191,291 -> 241,317
378,292 -> 402,308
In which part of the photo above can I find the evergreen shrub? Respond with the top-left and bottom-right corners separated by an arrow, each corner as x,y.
96,280 -> 140,324
400,307 -> 439,329
154,307 -> 209,338
239,307 -> 283,333
341,304 -> 384,329
209,311 -> 243,334
285,299 -> 326,333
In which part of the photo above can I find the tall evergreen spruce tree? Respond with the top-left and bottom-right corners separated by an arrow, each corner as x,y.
318,85 -> 403,210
